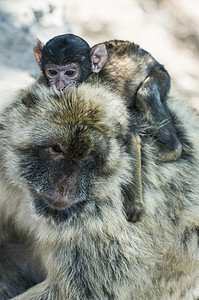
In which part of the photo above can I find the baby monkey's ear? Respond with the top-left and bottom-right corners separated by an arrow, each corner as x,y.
33,39 -> 44,70
90,44 -> 108,73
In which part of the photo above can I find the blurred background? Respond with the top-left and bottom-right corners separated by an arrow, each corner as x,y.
0,0 -> 199,108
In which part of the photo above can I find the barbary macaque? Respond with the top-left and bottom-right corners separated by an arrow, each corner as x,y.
1,80 -> 199,299
90,40 -> 182,162
34,35 -> 182,163
0,81 -> 141,299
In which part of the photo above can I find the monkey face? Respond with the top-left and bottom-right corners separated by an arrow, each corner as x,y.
44,63 -> 81,91
18,127 -> 108,223
34,34 -> 92,92
0,84 -> 131,224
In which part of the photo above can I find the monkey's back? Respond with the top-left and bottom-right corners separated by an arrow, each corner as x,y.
129,89 -> 199,298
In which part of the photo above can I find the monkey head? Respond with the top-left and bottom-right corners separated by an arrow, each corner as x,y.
34,34 -> 93,91
0,83 -> 133,225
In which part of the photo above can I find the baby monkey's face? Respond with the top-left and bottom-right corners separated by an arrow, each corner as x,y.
45,63 -> 81,91
33,35 -> 93,92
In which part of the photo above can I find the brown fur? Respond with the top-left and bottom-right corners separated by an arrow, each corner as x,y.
94,40 -> 163,106
91,40 -> 182,162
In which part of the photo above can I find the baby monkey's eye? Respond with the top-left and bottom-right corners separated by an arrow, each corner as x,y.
48,69 -> 58,76
65,69 -> 76,76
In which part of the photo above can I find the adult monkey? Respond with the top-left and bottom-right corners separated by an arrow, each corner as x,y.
0,81 -> 142,299
0,80 -> 199,299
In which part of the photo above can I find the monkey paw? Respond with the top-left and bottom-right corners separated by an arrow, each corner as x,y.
126,207 -> 144,223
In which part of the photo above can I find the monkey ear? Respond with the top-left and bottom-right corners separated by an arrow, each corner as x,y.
33,39 -> 44,70
90,44 -> 108,73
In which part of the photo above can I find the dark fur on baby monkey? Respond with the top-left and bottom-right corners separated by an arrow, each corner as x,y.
34,34 -> 92,91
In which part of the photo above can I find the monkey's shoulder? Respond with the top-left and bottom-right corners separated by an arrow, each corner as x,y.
103,39 -> 150,59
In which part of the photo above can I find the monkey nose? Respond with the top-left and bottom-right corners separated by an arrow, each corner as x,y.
56,78 -> 66,90
57,83 -> 66,91
59,175 -> 75,195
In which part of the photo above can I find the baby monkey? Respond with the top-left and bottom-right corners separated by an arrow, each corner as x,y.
34,34 -> 181,163
90,40 -> 182,162
34,34 -> 182,222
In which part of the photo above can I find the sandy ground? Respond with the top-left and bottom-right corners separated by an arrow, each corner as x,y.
0,0 -> 199,110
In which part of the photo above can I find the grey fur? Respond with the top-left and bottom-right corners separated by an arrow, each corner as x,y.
0,81 -> 199,299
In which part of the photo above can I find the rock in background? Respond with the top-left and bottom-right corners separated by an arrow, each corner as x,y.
0,0 -> 198,110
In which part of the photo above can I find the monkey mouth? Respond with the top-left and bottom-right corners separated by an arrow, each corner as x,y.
42,193 -> 74,209
60,83 -> 76,92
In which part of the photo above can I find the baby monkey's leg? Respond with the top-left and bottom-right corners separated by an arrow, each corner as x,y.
135,68 -> 182,162
122,134 -> 144,223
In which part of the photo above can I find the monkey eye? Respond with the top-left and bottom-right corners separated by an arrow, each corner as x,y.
51,144 -> 63,153
65,69 -> 76,76
48,69 -> 58,76
48,143 -> 66,159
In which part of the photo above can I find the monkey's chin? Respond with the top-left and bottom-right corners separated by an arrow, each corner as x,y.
33,193 -> 87,224
42,194 -> 74,210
